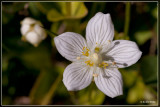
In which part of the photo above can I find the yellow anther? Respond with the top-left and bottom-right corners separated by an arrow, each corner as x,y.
102,62 -> 105,64
82,51 -> 89,56
76,57 -> 80,60
82,47 -> 90,56
96,42 -> 98,44
99,62 -> 108,69
85,60 -> 94,66
94,47 -> 100,53
93,74 -> 98,77
108,40 -> 111,43
83,47 -> 85,50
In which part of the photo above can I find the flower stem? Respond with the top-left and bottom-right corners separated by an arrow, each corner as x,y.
69,91 -> 79,104
40,74 -> 62,105
124,2 -> 131,38
88,82 -> 93,102
39,26 -> 58,37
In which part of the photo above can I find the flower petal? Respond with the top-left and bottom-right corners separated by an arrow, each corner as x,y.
34,24 -> 47,40
105,40 -> 142,68
86,12 -> 114,49
54,32 -> 87,62
25,31 -> 41,45
20,25 -> 30,36
63,62 -> 93,91
94,67 -> 123,98
21,17 -> 37,25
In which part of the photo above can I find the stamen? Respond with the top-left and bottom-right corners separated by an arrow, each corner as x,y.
82,47 -> 90,56
94,42 -> 102,53
85,60 -> 94,66
111,61 -> 118,68
83,47 -> 85,50
99,62 -> 108,69
94,47 -> 100,53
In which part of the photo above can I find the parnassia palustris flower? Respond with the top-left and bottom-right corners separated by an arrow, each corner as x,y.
54,12 -> 142,98
20,17 -> 47,47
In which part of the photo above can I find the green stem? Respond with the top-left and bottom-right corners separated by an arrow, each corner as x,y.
88,82 -> 94,102
39,26 -> 58,37
69,91 -> 79,104
124,2 -> 131,37
40,74 -> 62,105
29,70 -> 45,104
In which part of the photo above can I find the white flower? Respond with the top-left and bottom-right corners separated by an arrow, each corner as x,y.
54,12 -> 142,98
20,17 -> 47,47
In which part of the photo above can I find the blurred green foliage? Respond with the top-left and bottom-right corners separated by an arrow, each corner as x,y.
2,2 -> 157,105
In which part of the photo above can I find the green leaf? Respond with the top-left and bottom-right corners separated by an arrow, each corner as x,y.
47,2 -> 88,22
70,2 -> 88,18
140,56 -> 157,85
134,31 -> 152,45
35,2 -> 59,14
47,9 -> 65,22
152,7 -> 157,19
35,2 -> 88,22
127,77 -> 145,104
77,82 -> 105,105
120,70 -> 138,88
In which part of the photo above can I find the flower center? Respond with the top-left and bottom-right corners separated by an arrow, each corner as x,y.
77,45 -> 117,77
80,46 -> 110,69
90,53 -> 102,65
84,53 -> 102,67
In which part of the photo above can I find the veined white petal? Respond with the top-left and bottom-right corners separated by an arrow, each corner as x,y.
86,12 -> 114,49
94,67 -> 123,98
20,25 -> 30,36
34,24 -> 47,40
54,32 -> 87,62
105,40 -> 142,68
25,31 -> 41,45
63,62 -> 93,91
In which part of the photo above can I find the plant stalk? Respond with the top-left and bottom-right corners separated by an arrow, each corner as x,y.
124,2 -> 131,38
40,74 -> 62,105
